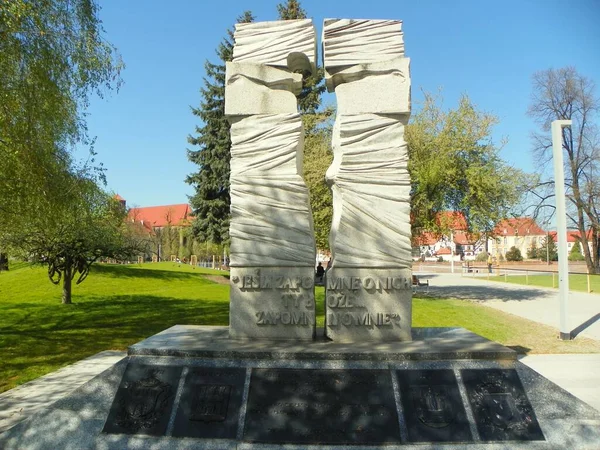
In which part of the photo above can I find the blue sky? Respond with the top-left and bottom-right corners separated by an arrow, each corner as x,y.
81,0 -> 600,208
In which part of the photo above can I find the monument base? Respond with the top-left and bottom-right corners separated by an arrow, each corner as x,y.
2,326 -> 599,449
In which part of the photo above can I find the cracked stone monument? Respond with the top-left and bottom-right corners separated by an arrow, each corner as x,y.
323,19 -> 413,341
225,19 -> 317,340
3,17 -> 600,450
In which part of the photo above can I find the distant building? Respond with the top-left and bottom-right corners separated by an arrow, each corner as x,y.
489,218 -> 546,258
412,212 -> 485,261
116,196 -> 194,261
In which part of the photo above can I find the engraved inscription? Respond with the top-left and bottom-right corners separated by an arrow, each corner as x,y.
232,271 -> 314,326
189,384 -> 231,423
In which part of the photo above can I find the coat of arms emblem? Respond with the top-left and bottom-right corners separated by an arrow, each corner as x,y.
411,385 -> 454,428
189,384 -> 232,423
116,369 -> 173,431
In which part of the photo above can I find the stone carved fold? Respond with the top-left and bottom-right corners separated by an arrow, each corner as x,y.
322,19 -> 404,68
323,18 -> 411,341
233,19 -> 317,71
327,114 -> 411,268
226,19 -> 317,340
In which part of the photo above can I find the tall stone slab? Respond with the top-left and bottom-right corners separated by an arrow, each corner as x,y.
226,20 -> 317,340
323,19 -> 412,341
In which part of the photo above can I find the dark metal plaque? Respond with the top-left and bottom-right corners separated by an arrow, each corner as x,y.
171,367 -> 246,438
243,368 -> 400,445
461,369 -> 544,441
103,364 -> 182,435
397,369 -> 472,442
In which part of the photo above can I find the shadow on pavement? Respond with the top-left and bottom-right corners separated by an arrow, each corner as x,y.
571,313 -> 600,339
427,284 -> 550,302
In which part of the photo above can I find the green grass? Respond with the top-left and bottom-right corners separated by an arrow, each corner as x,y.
1,262 -> 599,393
489,272 -> 600,293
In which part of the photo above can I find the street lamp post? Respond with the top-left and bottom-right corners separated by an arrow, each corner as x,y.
552,119 -> 572,340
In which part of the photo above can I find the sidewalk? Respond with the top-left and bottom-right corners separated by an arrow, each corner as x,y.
0,350 -> 126,434
418,271 -> 600,340
415,271 -> 600,411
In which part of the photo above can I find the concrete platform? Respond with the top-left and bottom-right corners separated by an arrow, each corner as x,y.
1,326 -> 599,449
129,325 -> 517,361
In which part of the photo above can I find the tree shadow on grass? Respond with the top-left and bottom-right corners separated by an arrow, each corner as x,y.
0,294 -> 230,392
90,264 -> 209,282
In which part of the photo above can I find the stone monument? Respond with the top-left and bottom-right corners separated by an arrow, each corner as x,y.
323,19 -> 413,341
225,19 -> 317,340
3,18 -> 600,450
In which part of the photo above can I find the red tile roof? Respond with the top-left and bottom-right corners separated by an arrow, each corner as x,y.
494,218 -> 545,236
549,230 -> 594,243
128,204 -> 192,228
436,247 -> 452,255
413,231 -> 439,246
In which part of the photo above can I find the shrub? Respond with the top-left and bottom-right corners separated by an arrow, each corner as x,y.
569,242 -> 585,261
475,251 -> 489,262
505,246 -> 523,261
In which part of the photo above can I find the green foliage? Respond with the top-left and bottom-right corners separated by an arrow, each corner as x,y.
2,175 -> 141,303
186,11 -> 254,245
407,92 -> 526,237
569,241 -> 585,261
527,245 -> 539,260
0,0 -> 123,240
505,246 -> 523,261
540,235 -> 558,262
475,251 -> 489,262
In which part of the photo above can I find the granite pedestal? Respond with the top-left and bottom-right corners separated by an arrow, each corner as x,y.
2,326 -> 599,449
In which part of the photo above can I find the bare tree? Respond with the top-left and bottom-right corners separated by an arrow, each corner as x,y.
528,67 -> 600,273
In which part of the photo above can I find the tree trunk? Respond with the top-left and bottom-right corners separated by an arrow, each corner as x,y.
0,252 -> 8,271
62,267 -> 72,304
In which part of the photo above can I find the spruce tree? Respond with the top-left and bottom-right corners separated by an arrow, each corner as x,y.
186,12 -> 254,244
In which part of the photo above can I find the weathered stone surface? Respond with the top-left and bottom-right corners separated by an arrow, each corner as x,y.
229,267 -> 315,340
326,114 -> 411,269
229,113 -> 304,177
229,114 -> 314,268
323,18 -> 412,342
224,62 -> 302,116
233,19 -> 317,72
226,21 -> 317,341
325,268 -> 412,341
322,19 -> 404,69
329,58 -> 411,114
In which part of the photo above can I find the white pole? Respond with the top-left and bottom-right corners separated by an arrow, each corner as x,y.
450,231 -> 455,274
552,119 -> 572,340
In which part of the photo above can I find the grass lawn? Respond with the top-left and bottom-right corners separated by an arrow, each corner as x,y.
489,272 -> 600,293
1,262 -> 599,393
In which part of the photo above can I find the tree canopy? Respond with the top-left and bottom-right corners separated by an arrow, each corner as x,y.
527,67 -> 600,273
407,92 -> 526,239
0,0 -> 123,268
